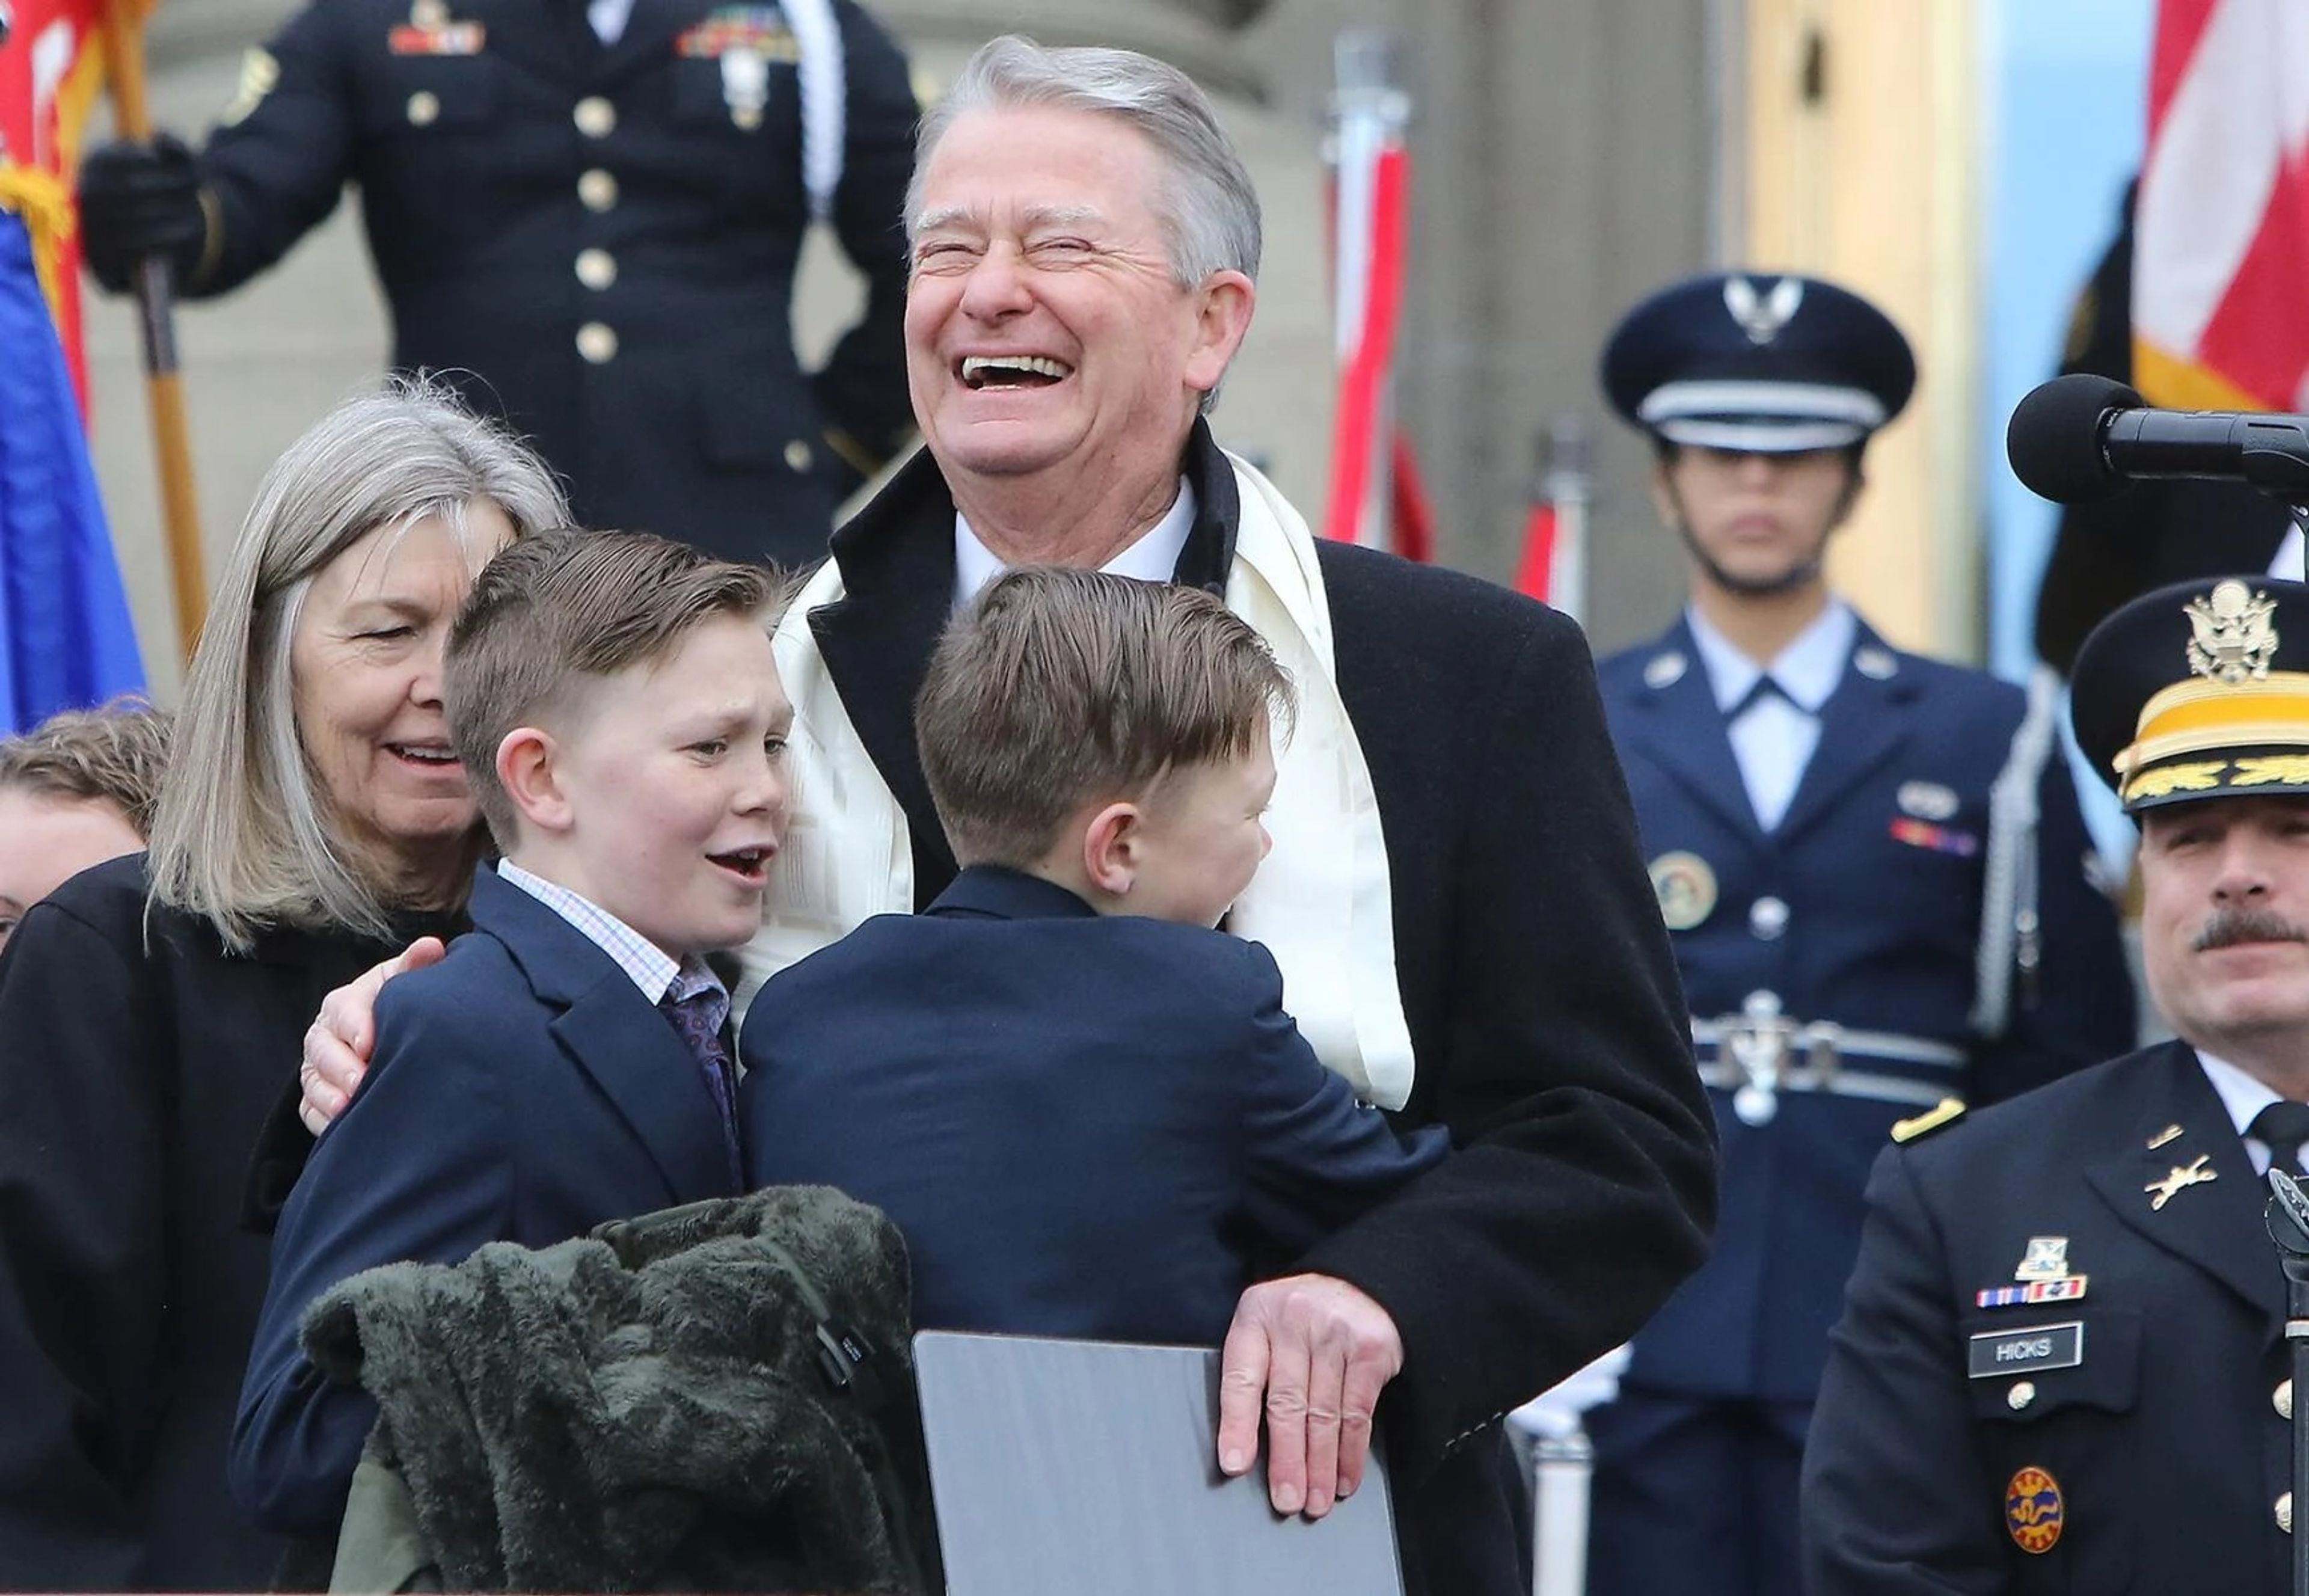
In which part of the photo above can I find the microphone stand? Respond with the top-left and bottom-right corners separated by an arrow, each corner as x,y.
2263,1169 -> 2309,1596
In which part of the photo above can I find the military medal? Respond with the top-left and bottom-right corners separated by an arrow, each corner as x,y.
722,46 -> 770,129
1895,780 -> 1959,821
389,1 -> 484,57
2013,1236 -> 2070,1281
1889,816 -> 1980,857
1976,1277 -> 2087,1309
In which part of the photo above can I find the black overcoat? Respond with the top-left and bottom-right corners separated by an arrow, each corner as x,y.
0,857 -> 453,1591
809,422 -> 1719,1596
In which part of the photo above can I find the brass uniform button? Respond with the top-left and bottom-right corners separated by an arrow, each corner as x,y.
2281,1379 -> 2295,1421
2005,1381 -> 2035,1412
578,168 -> 619,212
783,439 -> 814,473
575,322 -> 619,364
575,249 -> 618,290
574,96 -> 617,138
411,0 -> 449,26
2281,1492 -> 2295,1535
406,91 -> 441,127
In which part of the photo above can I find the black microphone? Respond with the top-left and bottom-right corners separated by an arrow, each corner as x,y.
2007,373 -> 2309,505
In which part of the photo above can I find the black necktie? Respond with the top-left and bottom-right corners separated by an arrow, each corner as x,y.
1728,675 -> 1794,723
2249,1100 -> 2309,1173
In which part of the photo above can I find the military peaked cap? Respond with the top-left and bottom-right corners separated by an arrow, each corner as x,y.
2071,575 -> 2309,811
1602,271 -> 1916,453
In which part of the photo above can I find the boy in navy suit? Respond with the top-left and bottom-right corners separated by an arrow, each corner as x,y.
740,566 -> 1447,1348
233,529 -> 793,1537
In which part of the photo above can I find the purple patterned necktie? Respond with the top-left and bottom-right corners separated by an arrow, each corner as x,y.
658,986 -> 742,1188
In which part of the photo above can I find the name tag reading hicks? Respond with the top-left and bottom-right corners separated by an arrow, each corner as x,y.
1969,1320 -> 2084,1380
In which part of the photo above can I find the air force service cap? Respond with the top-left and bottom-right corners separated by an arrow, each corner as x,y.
1602,272 -> 1916,453
2071,575 -> 2309,812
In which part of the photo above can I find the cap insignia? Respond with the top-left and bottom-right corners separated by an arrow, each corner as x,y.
2185,579 -> 2278,684
1723,276 -> 1805,345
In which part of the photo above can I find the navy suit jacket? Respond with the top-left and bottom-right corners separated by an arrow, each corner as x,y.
231,865 -> 740,1536
739,867 -> 1450,1348
1596,615 -> 2135,1402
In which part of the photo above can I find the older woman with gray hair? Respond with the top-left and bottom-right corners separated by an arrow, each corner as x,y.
0,381 -> 565,1592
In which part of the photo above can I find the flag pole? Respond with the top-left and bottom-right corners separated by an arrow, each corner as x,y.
96,0 -> 204,666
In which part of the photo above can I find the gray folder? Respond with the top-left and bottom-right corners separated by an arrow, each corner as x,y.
912,1330 -> 1406,1595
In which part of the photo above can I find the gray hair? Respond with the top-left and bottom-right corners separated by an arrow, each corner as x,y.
146,376 -> 569,952
909,36 -> 1263,291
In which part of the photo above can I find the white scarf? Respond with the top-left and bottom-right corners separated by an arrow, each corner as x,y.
738,452 -> 1417,1110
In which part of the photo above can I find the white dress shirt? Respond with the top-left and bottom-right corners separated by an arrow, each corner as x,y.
952,478 -> 1199,609
2197,1049 -> 2299,1175
589,0 -> 636,45
495,858 -> 726,1021
1686,598 -> 1858,832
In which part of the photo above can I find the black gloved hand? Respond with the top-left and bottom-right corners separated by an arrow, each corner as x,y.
77,133 -> 208,294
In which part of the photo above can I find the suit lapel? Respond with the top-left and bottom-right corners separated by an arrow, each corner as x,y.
548,980 -> 731,1206
1773,623 -> 1915,847
2082,1040 -> 2284,1334
1621,619 -> 1765,844
470,870 -> 732,1206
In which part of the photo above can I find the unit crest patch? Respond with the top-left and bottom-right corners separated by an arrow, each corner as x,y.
2005,1466 -> 2063,1555
1648,851 -> 1717,932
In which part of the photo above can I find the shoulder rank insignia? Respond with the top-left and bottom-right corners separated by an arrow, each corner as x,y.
1891,1097 -> 1966,1144
2186,578 -> 2279,683
2147,1153 -> 2218,1211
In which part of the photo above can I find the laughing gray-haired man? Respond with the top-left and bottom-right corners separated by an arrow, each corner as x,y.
299,37 -> 1715,1594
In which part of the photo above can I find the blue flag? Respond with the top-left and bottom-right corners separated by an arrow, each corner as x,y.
0,206 -> 145,735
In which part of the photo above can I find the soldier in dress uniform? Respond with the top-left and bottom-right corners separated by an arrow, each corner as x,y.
73,0 -> 919,566
1581,271 -> 2137,1596
1805,574 -> 2309,1595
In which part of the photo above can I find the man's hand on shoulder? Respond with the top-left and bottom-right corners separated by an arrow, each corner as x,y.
1217,1273 -> 1402,1518
296,938 -> 446,1134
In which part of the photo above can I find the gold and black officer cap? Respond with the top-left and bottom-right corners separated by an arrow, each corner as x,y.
2071,575 -> 2309,813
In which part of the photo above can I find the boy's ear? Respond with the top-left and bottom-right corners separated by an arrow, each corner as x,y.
495,727 -> 573,836
1080,800 -> 1143,897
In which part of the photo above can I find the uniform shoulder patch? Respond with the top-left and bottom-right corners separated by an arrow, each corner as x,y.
1890,1096 -> 1967,1144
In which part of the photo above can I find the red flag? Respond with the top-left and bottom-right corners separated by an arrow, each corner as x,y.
1387,428 -> 1432,565
1512,502 -> 1557,603
2133,0 -> 2309,410
0,0 -> 141,406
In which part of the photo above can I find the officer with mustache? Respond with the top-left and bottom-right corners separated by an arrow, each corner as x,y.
1806,574 -> 2309,1594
